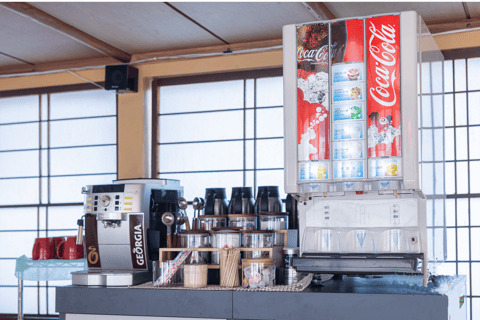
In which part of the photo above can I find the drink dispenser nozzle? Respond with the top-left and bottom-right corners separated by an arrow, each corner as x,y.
76,215 -> 85,245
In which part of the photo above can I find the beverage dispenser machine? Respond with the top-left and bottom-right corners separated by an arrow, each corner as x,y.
283,11 -> 446,286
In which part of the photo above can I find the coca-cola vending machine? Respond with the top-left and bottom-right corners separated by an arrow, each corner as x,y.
283,11 -> 446,287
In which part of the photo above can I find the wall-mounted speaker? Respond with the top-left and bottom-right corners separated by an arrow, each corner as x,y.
105,65 -> 138,93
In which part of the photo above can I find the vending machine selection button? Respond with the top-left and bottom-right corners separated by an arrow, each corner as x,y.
115,201 -> 119,205
95,196 -> 98,200
125,196 -> 132,200
94,207 -> 97,212
115,207 -> 119,211
124,202 -> 132,206
115,195 -> 120,200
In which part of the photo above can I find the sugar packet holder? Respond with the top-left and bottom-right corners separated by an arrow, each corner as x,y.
153,250 -> 192,286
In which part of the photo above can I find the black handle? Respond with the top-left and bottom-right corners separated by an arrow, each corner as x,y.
206,192 -> 215,215
234,191 -> 242,214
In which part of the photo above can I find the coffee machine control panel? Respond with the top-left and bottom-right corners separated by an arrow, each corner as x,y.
82,184 -> 142,220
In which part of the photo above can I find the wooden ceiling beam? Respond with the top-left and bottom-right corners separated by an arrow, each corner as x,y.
301,2 -> 336,21
130,39 -> 283,63
0,56 -> 119,76
0,2 -> 131,63
427,18 -> 480,34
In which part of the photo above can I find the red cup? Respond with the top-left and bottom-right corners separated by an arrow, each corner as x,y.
32,238 -> 55,260
57,236 -> 84,260
51,236 -> 66,259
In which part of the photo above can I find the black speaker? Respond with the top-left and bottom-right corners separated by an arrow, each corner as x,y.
105,65 -> 138,92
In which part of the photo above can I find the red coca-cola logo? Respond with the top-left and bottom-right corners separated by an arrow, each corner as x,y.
366,15 -> 401,158
297,45 -> 328,63
367,16 -> 399,108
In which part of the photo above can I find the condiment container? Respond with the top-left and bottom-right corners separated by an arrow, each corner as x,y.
283,247 -> 299,285
259,212 -> 288,246
241,230 -> 274,259
177,231 -> 211,264
184,264 -> 208,288
199,215 -> 227,231
242,258 -> 276,288
228,214 -> 257,230
211,228 -> 241,264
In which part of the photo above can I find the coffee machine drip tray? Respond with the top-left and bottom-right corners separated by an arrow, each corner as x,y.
293,253 -> 424,275
71,270 -> 150,286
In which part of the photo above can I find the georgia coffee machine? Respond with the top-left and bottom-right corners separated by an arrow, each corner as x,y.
72,179 -> 183,286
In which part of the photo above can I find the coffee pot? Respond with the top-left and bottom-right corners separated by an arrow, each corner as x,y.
227,187 -> 254,215
204,188 -> 228,215
254,186 -> 282,214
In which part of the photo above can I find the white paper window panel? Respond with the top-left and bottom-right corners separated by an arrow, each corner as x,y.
446,199 -> 455,227
0,122 -> 39,151
456,93 -> 468,126
41,122 -> 48,149
0,259 -> 17,285
421,129 -> 444,162
457,162 -> 469,194
49,90 -> 116,120
431,95 -> 444,127
444,60 -> 454,93
49,174 -> 117,204
421,62 -> 431,94
256,139 -> 284,170
0,207 -> 37,230
422,96 -> 432,128
256,107 -> 284,138
471,199 -> 480,226
159,141 -> 243,172
456,127 -> 468,160
256,76 -> 283,107
50,146 -> 116,176
256,169 -> 286,202
471,161 -> 480,194
0,287 -> 43,314
468,58 -> 480,91
446,228 -> 456,261
457,228 -> 470,261
159,171 -> 243,218
470,128 -> 480,160
445,128 -> 454,161
39,207 -> 46,229
474,298 -> 480,320
471,228 -> 480,260
421,163 -> 444,195
427,227 -> 445,261
246,109 -> 254,139
0,150 -> 39,178
430,61 -> 444,94
444,94 -> 454,127
49,117 -> 116,148
0,178 -> 39,205
159,111 -> 243,143
455,59 -> 467,92
48,205 -> 84,230
41,94 -> 48,121
0,95 -> 39,124
426,199 -> 446,228
473,264 -> 480,296
456,198 -> 469,227
468,92 -> 480,125
0,231 -> 37,257
159,80 -> 244,114
246,140 -> 254,170
435,261 -> 455,276
246,79 -> 254,109
445,162 -> 455,195
459,262 -> 471,295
